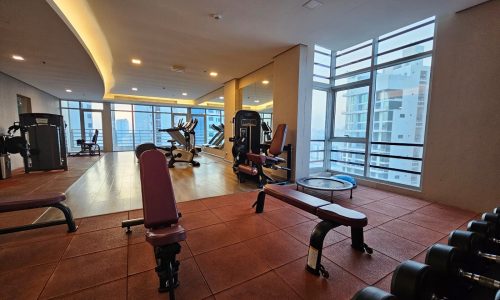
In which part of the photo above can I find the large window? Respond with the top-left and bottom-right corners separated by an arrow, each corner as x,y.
61,100 -> 103,152
311,17 -> 435,188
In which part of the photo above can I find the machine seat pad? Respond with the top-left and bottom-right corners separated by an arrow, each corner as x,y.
0,192 -> 66,213
146,224 -> 187,247
317,204 -> 367,228
238,164 -> 258,176
264,185 -> 330,214
246,153 -> 267,165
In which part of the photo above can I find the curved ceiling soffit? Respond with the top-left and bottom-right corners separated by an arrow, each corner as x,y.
47,0 -> 195,105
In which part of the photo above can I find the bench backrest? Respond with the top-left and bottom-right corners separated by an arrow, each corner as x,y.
269,124 -> 288,156
139,150 -> 179,228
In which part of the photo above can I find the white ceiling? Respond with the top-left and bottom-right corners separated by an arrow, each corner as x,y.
0,0 -> 104,100
242,82 -> 273,106
0,0 -> 487,101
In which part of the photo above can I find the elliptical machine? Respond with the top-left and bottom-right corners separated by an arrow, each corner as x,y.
0,123 -> 31,178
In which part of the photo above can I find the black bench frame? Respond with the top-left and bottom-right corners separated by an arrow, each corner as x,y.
253,190 -> 372,278
0,202 -> 78,235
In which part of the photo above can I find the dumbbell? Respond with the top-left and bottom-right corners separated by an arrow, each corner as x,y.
426,244 -> 500,295
483,212 -> 500,237
351,286 -> 396,300
468,220 -> 500,248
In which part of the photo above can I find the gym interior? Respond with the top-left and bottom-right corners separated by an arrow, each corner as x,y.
0,1 -> 499,299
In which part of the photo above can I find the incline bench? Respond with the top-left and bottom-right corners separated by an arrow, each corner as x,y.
0,192 -> 77,234
253,184 -> 372,278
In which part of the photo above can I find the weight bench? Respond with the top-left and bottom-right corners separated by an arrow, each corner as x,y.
125,149 -> 186,300
0,192 -> 77,234
253,184 -> 372,278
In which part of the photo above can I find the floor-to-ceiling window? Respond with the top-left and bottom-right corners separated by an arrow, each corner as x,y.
206,109 -> 223,145
311,16 -> 435,188
61,100 -> 103,152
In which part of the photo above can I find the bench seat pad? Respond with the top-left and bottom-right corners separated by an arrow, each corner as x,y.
317,204 -> 367,228
146,224 -> 186,247
264,185 -> 330,214
0,192 -> 66,213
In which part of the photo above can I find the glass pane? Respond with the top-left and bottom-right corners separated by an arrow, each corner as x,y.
173,114 -> 186,127
112,110 -> 134,151
207,114 -> 223,144
330,161 -> 365,176
336,45 -> 372,66
334,86 -> 369,138
335,72 -> 370,86
370,144 -> 423,159
369,166 -> 421,187
191,108 -> 205,114
330,141 -> 366,176
336,40 -> 372,56
332,141 -> 366,153
372,57 -> 431,144
134,112 -> 154,145
172,107 -> 188,114
314,52 -> 331,66
64,101 -> 79,109
206,109 -> 220,115
192,115 -> 205,145
380,16 -> 435,40
82,111 -> 103,147
155,113 -> 172,146
133,105 -> 152,112
154,106 -> 171,113
335,59 -> 371,76
311,90 -> 327,140
310,141 -> 325,151
314,64 -> 330,78
310,151 -> 324,162
314,44 -> 331,55
313,76 -> 330,84
61,100 -> 68,108
377,40 -> 433,64
378,23 -> 435,53
81,102 -> 103,110
61,108 -> 81,152
370,156 -> 422,172
112,103 -> 132,111
310,161 -> 324,169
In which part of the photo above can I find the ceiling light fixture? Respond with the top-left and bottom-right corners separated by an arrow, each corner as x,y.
219,96 -> 224,100
171,65 -> 185,72
12,55 -> 24,61
302,0 -> 323,9
254,100 -> 260,103
131,87 -> 138,91
182,92 -> 188,96
209,72 -> 218,77
262,80 -> 270,85
131,58 -> 142,65
210,13 -> 223,20
66,89 -> 72,93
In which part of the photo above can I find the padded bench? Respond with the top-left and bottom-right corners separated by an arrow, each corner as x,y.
0,192 -> 77,234
253,184 -> 372,277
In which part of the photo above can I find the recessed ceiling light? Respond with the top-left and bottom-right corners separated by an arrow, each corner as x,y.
12,55 -> 24,61
65,89 -> 72,93
209,72 -> 218,77
131,58 -> 141,65
254,100 -> 260,103
262,80 -> 270,85
219,96 -> 224,100
303,0 -> 323,9
131,87 -> 138,91
182,92 -> 188,96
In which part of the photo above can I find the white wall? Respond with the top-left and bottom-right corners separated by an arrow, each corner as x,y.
0,72 -> 60,169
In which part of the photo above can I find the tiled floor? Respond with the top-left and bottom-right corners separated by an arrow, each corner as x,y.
0,185 -> 478,299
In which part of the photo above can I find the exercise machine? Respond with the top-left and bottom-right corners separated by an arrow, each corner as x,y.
0,123 -> 30,179
70,129 -> 100,156
160,119 -> 200,168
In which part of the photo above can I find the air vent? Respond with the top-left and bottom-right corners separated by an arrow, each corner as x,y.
303,0 -> 323,9
170,65 -> 185,72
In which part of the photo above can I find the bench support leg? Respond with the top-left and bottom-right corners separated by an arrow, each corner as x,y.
306,220 -> 338,278
154,243 -> 181,300
351,227 -> 373,254
52,203 -> 78,232
252,191 -> 266,213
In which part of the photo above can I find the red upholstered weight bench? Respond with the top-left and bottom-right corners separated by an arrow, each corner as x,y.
124,149 -> 186,300
0,192 -> 77,234
253,184 -> 372,278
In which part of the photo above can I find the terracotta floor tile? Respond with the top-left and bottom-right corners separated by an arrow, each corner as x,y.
332,198 -> 360,209
323,239 -> 400,285
243,230 -> 308,268
0,263 -> 56,299
63,227 -> 128,258
127,225 -> 147,245
288,206 -> 320,220
261,208 -> 310,229
380,195 -> 431,211
195,243 -> 271,293
224,215 -> 278,241
0,237 -> 71,273
214,271 -> 301,300
186,223 -> 241,255
362,201 -> 411,218
276,257 -> 366,300
210,203 -> 255,222
128,209 -> 143,219
411,249 -> 428,264
355,207 -> 395,227
128,242 -> 156,275
178,210 -> 222,231
284,220 -> 347,247
177,199 -> 209,214
52,279 -> 127,300
378,219 -> 446,246
40,247 -> 127,299
128,257 -> 211,300
356,188 -> 396,200
364,228 -> 426,262
178,240 -> 193,261
399,212 -> 464,234
0,221 -> 81,247
415,203 -> 476,222
77,212 -> 129,233
201,193 -> 248,209
374,272 -> 393,293
334,194 -> 377,206
334,224 -> 373,236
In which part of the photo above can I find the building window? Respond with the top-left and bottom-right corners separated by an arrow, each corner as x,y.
311,16 -> 435,188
